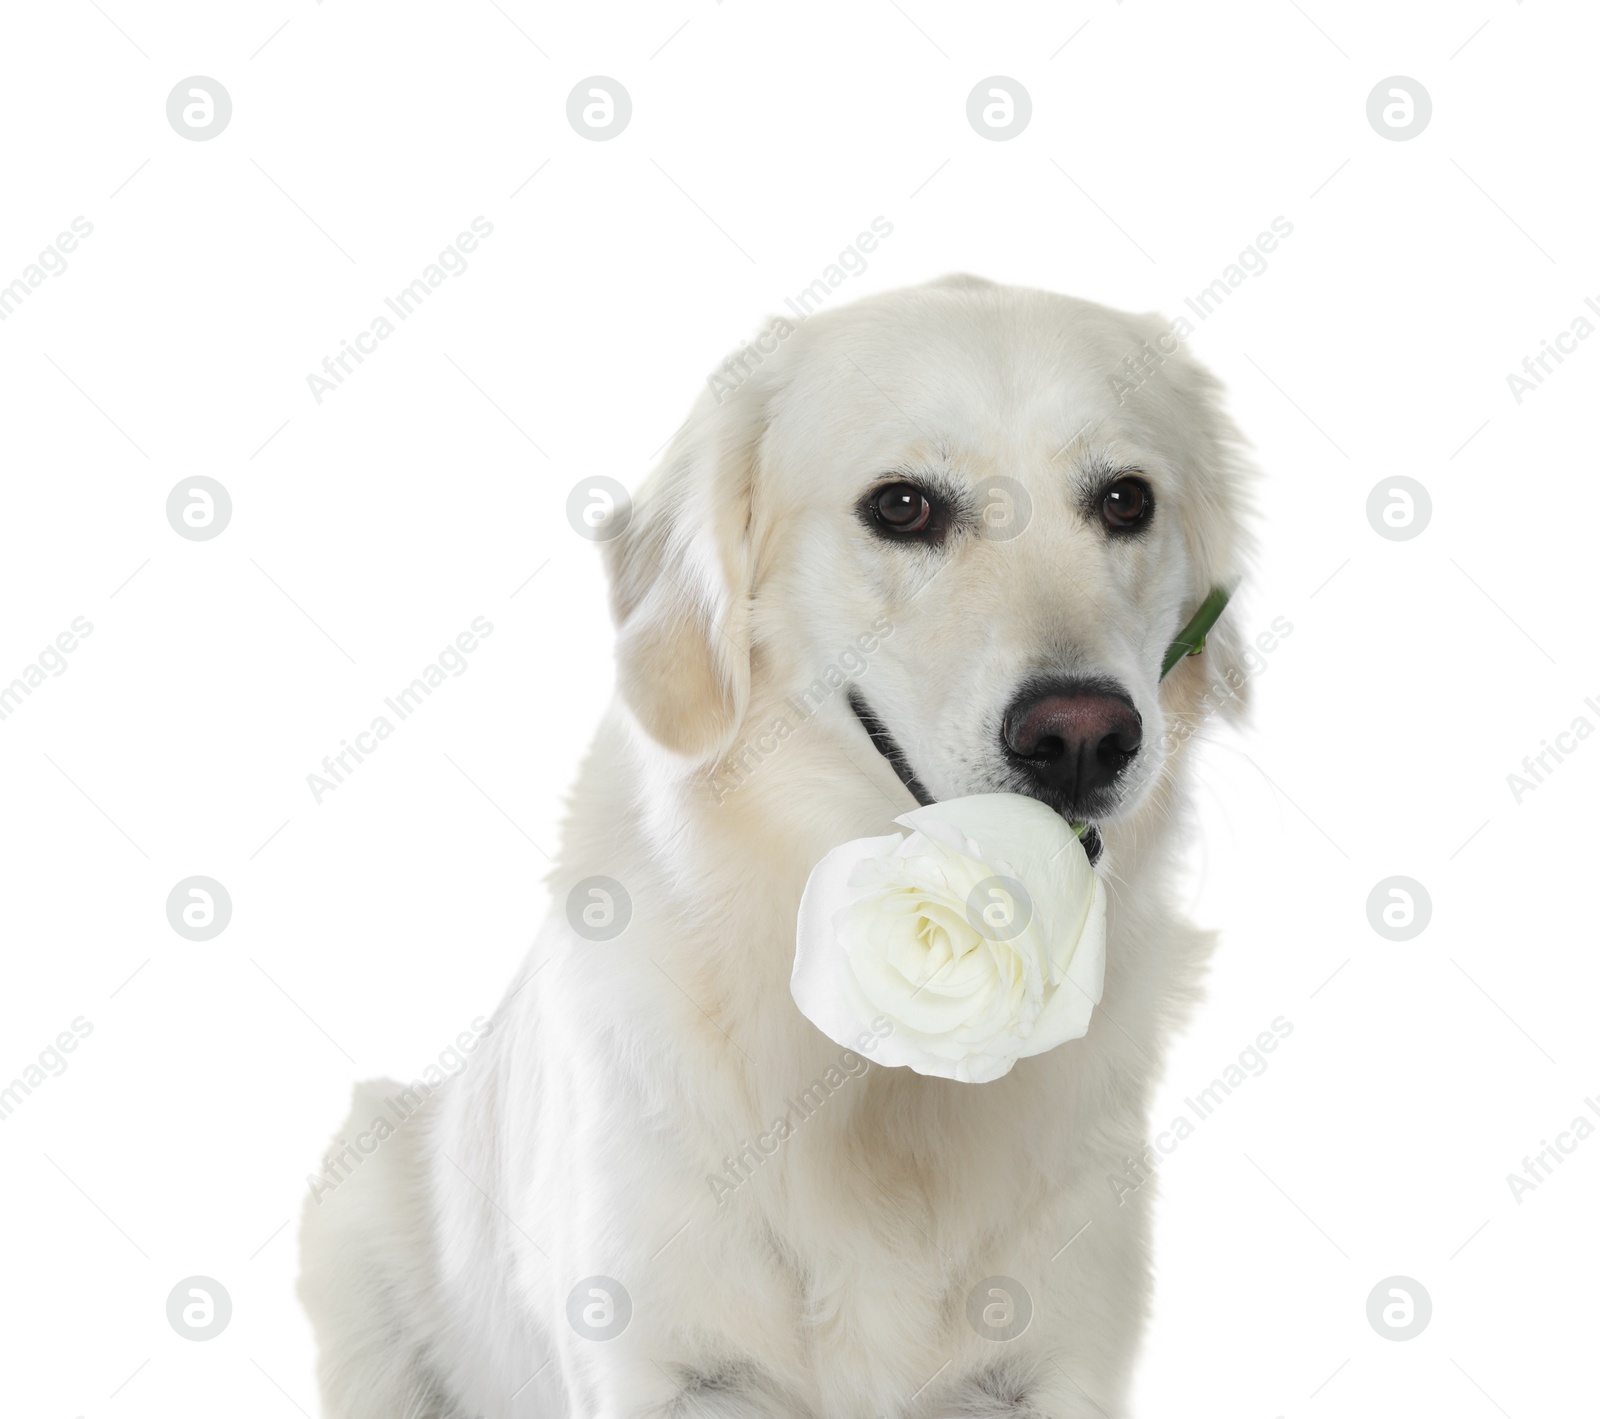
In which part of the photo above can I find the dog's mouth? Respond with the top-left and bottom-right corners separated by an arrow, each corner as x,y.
846,688 -> 1104,866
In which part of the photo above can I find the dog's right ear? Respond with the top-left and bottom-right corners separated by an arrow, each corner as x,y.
601,384 -> 765,762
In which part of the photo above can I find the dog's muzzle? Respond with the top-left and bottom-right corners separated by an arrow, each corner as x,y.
1001,677 -> 1142,806
847,687 -> 1105,865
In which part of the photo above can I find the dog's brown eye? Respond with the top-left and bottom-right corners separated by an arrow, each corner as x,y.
1101,477 -> 1152,532
871,483 -> 935,536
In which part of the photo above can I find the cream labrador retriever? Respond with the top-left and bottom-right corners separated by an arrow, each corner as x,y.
299,276 -> 1255,1418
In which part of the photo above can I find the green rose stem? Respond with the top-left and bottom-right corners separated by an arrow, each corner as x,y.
1070,585 -> 1231,838
1159,585 -> 1231,678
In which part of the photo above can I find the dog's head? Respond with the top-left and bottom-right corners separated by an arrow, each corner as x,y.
604,277 -> 1254,851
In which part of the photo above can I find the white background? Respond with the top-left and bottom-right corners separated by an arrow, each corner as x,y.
2,1 -> 1596,1416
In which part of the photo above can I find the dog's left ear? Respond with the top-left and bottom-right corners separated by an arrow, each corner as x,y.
602,383 -> 765,760
1144,320 -> 1257,723
1186,584 -> 1254,723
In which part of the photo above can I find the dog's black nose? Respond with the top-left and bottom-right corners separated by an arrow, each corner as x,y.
1002,680 -> 1142,804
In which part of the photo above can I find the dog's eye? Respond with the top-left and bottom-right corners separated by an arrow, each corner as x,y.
1100,477 -> 1153,533
867,482 -> 941,539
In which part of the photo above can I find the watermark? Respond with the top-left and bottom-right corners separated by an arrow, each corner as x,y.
1108,217 -> 1294,405
1115,614 -> 1293,808
0,1017 -> 93,1123
566,876 -> 631,941
705,1019 -> 892,1203
708,616 -> 893,803
707,217 -> 894,403
1366,77 -> 1431,141
567,78 -> 631,141
966,1275 -> 1032,1341
0,217 -> 93,323
966,77 -> 1031,141
1366,1276 -> 1431,1339
1505,695 -> 1600,803
306,616 -> 494,803
306,1017 -> 492,1203
1366,476 -> 1431,541
1163,613 -> 1291,739
566,476 -> 632,541
1176,218 -> 1295,327
167,77 -> 231,140
1107,1017 -> 1294,1204
167,477 -> 232,541
0,616 -> 95,723
966,875 -> 1032,941
166,876 -> 233,941
566,1276 -> 631,1339
1365,877 -> 1431,941
1104,613 -> 1295,813
167,1276 -> 232,1339
1505,1095 -> 1600,1204
306,218 -> 495,404
978,476 -> 1031,541
1504,297 -> 1600,404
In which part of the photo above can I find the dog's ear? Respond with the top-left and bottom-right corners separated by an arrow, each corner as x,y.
1185,417 -> 1256,727
1188,587 -> 1254,723
1141,317 -> 1258,723
602,384 -> 766,760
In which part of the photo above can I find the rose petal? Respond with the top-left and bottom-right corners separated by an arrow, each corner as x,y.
792,795 -> 1108,1082
791,832 -> 905,1053
1014,870 -> 1106,1056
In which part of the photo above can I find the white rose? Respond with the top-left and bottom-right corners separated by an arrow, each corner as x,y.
791,794 -> 1107,1084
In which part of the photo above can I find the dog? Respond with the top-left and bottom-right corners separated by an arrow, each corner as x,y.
299,275 -> 1255,1418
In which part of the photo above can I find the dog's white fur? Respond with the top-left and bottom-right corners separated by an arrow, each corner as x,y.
299,277 -> 1255,1418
